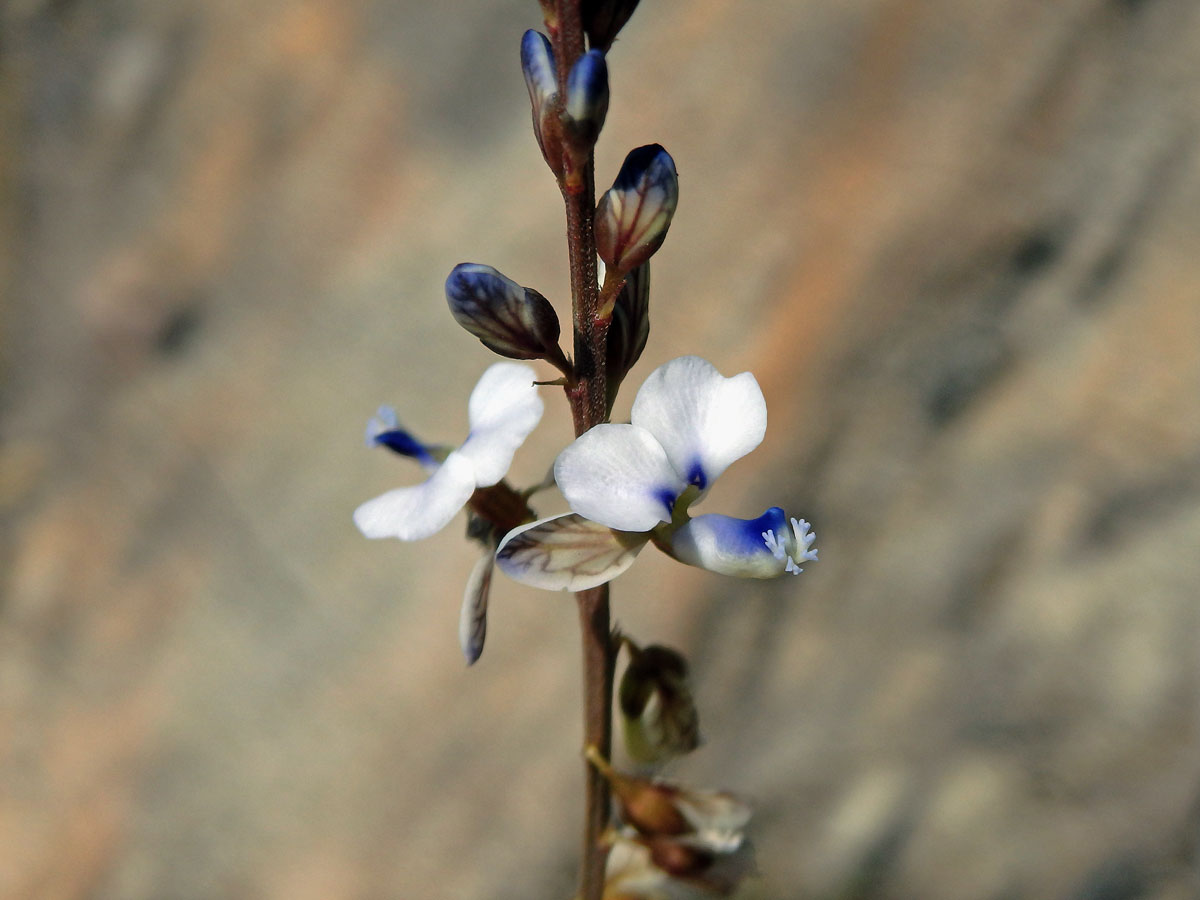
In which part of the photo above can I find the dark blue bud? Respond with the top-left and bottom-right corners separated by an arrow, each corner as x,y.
520,30 -> 563,175
565,50 -> 609,147
521,30 -> 556,99
582,0 -> 641,52
446,263 -> 568,370
595,144 -> 679,274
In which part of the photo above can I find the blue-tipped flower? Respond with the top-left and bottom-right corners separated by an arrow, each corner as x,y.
582,0 -> 641,52
496,356 -> 817,590
520,30 -> 564,176
565,50 -> 609,148
446,263 -> 568,372
595,144 -> 679,275
667,508 -> 818,578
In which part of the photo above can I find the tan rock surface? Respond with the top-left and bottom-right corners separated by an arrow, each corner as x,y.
2,1 -> 1198,898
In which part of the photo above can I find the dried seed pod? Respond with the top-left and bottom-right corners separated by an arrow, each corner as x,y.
619,640 -> 700,765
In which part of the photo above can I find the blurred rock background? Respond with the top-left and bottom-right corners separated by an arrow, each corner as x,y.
2,0 -> 1198,898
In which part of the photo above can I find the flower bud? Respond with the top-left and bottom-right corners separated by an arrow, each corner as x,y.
619,641 -> 700,764
520,30 -> 564,176
595,145 -> 678,275
445,263 -> 567,369
582,0 -> 641,52
604,262 -> 650,411
565,50 -> 609,148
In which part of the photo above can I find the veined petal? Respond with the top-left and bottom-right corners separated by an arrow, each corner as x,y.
353,451 -> 477,541
459,550 -> 494,665
458,362 -> 544,486
555,423 -> 684,532
666,507 -> 817,578
495,513 -> 650,591
631,356 -> 767,493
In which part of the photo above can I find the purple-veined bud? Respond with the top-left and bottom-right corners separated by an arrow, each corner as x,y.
445,263 -> 568,369
582,0 -> 641,52
619,640 -> 700,765
604,261 -> 650,411
520,30 -> 564,176
595,144 -> 678,276
565,50 -> 609,147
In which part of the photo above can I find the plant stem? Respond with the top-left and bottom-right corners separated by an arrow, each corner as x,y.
551,3 -> 614,899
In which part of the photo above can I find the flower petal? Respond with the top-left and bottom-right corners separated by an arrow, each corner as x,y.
457,362 -> 544,486
495,513 -> 650,591
459,550 -> 493,665
666,507 -> 815,578
555,423 -> 684,531
631,356 -> 766,493
353,451 -> 477,541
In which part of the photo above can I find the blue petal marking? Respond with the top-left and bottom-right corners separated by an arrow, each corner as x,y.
704,507 -> 788,555
655,487 -> 677,518
374,429 -> 435,467
686,460 -> 708,490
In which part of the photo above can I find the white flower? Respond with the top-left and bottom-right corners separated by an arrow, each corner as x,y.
354,362 -> 544,542
555,355 -> 766,532
496,356 -> 816,589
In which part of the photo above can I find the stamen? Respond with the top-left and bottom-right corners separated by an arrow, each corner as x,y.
762,529 -> 786,560
790,517 -> 818,562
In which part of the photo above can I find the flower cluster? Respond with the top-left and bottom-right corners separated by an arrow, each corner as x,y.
352,6 -> 817,896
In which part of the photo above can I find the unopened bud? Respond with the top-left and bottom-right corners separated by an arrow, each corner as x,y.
604,262 -> 650,411
445,263 -> 567,369
582,0 -> 641,52
619,640 -> 700,765
565,50 -> 609,148
595,144 -> 678,275
520,30 -> 564,175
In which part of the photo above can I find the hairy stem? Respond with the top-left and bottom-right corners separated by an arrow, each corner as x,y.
551,3 -> 614,899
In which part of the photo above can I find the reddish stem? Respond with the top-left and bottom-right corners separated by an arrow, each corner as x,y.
551,3 -> 614,899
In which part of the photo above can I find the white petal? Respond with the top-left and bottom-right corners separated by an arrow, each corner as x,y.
494,513 -> 650,591
459,550 -> 493,665
631,356 -> 766,493
353,451 -> 476,540
457,362 -> 544,486
555,423 -> 684,532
